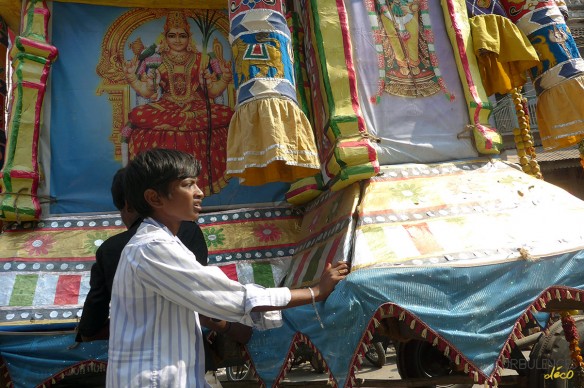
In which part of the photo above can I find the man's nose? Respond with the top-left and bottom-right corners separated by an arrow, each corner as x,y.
194,186 -> 204,199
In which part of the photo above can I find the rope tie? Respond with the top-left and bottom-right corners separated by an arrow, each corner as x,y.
0,190 -> 55,224
0,191 -> 55,203
13,188 -> 28,225
334,132 -> 382,144
457,124 -> 475,139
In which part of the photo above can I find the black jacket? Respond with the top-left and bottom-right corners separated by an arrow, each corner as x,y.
76,219 -> 208,341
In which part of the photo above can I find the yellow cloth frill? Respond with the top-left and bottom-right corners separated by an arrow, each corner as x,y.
470,14 -> 540,96
226,97 -> 321,186
537,74 -> 584,150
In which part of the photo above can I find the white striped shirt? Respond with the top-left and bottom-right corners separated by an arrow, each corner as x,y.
106,218 -> 291,388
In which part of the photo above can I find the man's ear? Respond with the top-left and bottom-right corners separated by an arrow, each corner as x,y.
144,188 -> 163,209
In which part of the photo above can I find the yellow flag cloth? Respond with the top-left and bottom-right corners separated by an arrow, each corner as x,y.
226,97 -> 320,186
470,14 -> 540,96
537,75 -> 584,150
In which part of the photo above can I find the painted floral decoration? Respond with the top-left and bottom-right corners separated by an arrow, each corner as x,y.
85,232 -> 110,254
254,223 -> 282,243
24,234 -> 55,255
204,227 -> 226,248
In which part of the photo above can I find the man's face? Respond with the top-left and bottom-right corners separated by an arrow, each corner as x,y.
161,178 -> 205,222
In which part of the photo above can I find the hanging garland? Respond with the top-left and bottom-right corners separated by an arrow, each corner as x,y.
511,88 -> 542,179
560,310 -> 584,387
579,140 -> 584,170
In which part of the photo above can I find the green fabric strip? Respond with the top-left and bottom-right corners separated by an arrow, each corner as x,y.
302,243 -> 326,283
252,262 -> 275,287
10,274 -> 38,306
309,0 -> 337,136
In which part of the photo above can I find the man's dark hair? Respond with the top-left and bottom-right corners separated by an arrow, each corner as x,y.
124,148 -> 201,217
111,168 -> 126,211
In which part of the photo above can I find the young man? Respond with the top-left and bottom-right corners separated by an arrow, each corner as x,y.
78,168 -> 248,374
107,148 -> 349,387
77,168 -> 209,342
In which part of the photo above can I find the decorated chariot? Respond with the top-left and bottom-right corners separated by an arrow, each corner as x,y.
1,0 -> 584,387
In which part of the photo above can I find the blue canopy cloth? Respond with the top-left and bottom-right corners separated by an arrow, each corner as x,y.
248,259 -> 584,387
0,331 -> 107,387
243,158 -> 584,387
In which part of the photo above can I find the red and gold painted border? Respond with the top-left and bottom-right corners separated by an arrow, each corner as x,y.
441,0 -> 501,154
285,0 -> 379,205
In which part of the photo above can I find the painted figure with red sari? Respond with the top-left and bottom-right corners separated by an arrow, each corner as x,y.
123,11 -> 233,196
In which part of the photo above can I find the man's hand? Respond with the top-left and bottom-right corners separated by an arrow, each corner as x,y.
225,322 -> 252,344
253,261 -> 350,311
200,315 -> 253,345
315,261 -> 349,301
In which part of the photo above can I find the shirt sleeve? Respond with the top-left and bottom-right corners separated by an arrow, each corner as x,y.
129,237 -> 291,329
243,283 -> 291,330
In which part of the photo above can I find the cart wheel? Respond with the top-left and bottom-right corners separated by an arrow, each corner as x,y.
364,341 -> 387,368
396,339 -> 472,388
528,315 -> 584,387
226,361 -> 251,381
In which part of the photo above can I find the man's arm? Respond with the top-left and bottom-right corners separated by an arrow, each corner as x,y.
135,238 -> 348,328
251,261 -> 349,311
199,315 -> 253,344
178,222 -> 252,343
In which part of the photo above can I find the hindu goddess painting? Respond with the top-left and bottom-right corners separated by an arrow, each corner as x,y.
97,8 -> 234,196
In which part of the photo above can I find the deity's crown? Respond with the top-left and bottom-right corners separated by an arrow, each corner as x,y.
164,11 -> 191,35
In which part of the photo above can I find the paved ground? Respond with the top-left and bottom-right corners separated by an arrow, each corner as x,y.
215,347 -> 398,384
216,344 -> 522,387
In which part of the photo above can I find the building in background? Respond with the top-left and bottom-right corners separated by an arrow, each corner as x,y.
492,0 -> 584,200
567,0 -> 584,52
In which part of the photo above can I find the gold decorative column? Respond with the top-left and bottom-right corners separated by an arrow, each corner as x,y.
0,0 -> 58,222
